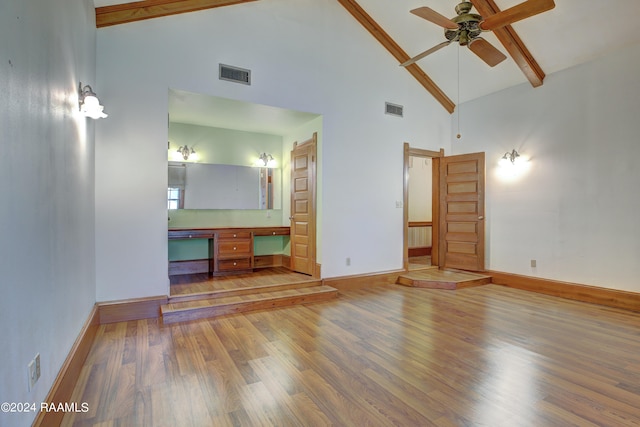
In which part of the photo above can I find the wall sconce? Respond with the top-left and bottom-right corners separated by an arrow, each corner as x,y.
501,149 -> 520,165
78,83 -> 107,119
498,148 -> 529,181
258,152 -> 275,167
177,145 -> 196,160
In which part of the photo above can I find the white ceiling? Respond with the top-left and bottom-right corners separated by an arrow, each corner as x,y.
97,0 -> 640,122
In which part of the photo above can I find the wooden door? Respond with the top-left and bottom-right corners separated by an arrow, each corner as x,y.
439,152 -> 485,271
290,133 -> 317,276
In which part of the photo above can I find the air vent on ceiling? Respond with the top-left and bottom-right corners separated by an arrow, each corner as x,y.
385,102 -> 403,117
219,64 -> 251,85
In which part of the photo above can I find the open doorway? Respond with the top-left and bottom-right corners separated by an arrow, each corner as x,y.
403,143 -> 444,271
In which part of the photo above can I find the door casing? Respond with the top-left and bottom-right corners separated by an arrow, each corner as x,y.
403,143 -> 444,271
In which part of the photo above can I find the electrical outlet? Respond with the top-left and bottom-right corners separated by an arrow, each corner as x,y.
531,259 -> 537,268
27,353 -> 41,391
346,257 -> 351,266
35,353 -> 41,383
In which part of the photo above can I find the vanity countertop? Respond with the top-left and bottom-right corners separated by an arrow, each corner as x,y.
168,226 -> 290,239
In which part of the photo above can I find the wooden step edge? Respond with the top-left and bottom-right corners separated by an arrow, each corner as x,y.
455,276 -> 492,289
165,286 -> 338,311
442,268 -> 492,279
408,265 -> 439,271
396,275 -> 491,290
161,287 -> 338,324
168,279 -> 323,304
396,276 -> 416,287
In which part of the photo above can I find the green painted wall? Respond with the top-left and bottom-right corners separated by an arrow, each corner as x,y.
169,235 -> 289,261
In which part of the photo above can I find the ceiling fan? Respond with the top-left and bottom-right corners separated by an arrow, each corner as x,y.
401,0 -> 555,68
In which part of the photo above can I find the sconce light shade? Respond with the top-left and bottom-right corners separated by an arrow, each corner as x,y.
177,145 -> 195,160
501,149 -> 520,164
78,83 -> 107,119
258,152 -> 275,167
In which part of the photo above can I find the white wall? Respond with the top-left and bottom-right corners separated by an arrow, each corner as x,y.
95,0 -> 451,300
452,43 -> 640,292
0,0 -> 97,425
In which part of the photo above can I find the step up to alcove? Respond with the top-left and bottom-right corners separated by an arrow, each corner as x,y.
161,285 -> 338,324
396,269 -> 491,290
168,279 -> 323,304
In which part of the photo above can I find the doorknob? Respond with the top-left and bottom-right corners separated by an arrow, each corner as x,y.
478,216 -> 484,220
289,216 -> 295,220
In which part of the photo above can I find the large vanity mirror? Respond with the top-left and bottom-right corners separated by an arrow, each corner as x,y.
168,89 -> 320,212
168,162 -> 280,210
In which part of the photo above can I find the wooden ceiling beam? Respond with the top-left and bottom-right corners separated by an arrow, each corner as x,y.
95,0 -> 257,28
336,0 -> 455,113
471,0 -> 545,87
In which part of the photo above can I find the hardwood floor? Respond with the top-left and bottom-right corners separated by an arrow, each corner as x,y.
63,284 -> 640,426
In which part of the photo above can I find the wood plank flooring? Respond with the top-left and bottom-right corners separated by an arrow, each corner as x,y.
63,284 -> 640,426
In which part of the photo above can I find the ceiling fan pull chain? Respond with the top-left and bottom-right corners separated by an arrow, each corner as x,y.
457,44 -> 461,139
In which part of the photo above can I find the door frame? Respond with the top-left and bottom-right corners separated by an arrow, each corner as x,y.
402,143 -> 444,271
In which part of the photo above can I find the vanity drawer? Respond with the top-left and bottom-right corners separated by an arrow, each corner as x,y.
218,231 -> 252,240
217,258 -> 252,271
168,229 -> 215,240
253,227 -> 290,236
217,240 -> 252,256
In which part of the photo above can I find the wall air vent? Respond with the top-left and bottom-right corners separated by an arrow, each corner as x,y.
219,64 -> 251,85
385,102 -> 403,117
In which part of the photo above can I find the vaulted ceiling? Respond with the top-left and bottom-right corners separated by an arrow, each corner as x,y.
93,0 -> 640,113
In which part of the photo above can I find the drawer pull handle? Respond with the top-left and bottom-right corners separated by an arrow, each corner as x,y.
233,234 -> 237,238
273,231 -> 276,235
233,262 -> 237,266
188,235 -> 192,238
233,246 -> 237,250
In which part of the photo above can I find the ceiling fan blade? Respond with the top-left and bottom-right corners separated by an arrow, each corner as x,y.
468,38 -> 507,67
479,0 -> 555,31
410,7 -> 458,30
401,41 -> 452,67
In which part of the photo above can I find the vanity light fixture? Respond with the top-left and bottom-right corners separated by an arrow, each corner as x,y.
78,82 -> 108,119
258,152 -> 275,167
177,145 -> 196,161
501,149 -> 520,164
